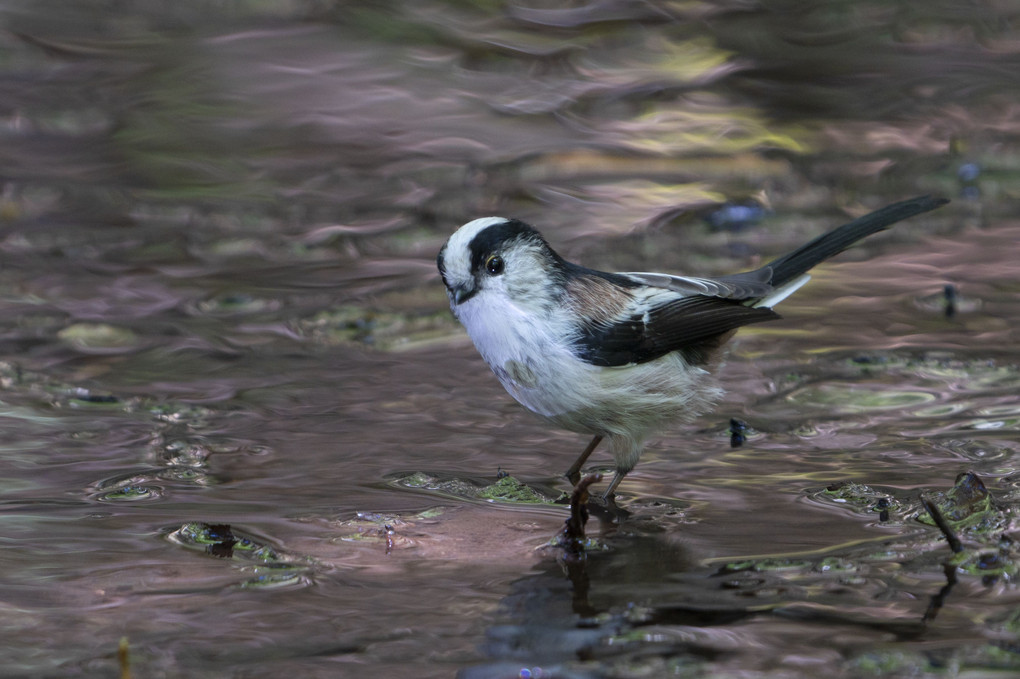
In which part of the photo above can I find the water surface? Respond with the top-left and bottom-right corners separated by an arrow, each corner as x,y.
1,1 -> 1019,677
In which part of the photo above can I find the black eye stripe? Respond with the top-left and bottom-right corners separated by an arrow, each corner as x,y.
467,219 -> 544,274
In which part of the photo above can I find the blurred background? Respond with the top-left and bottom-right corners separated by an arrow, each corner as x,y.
1,1 -> 1018,677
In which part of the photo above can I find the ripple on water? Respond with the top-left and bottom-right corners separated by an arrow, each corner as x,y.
387,470 -> 567,505
929,438 -> 1020,464
785,383 -> 938,414
911,402 -> 974,418
913,360 -> 1020,391
775,352 -> 1020,438
961,417 -> 1020,432
977,404 -> 1020,417
88,472 -> 166,503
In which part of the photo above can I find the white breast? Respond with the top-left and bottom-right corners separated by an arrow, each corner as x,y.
454,293 -> 594,419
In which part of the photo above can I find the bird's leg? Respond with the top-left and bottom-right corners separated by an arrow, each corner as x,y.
565,434 -> 603,485
602,468 -> 628,501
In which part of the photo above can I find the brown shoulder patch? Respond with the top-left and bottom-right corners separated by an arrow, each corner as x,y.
565,274 -> 633,325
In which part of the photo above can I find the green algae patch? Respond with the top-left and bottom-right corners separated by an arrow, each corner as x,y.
921,474 -> 1019,582
400,471 -> 439,489
170,522 -> 282,562
814,480 -> 901,520
949,548 -> 1019,580
477,474 -> 549,504
918,471 -> 1002,536
167,522 -> 312,589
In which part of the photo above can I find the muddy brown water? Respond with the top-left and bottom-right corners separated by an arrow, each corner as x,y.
1,2 -> 1019,677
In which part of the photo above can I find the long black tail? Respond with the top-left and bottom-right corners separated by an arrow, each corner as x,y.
767,195 -> 949,288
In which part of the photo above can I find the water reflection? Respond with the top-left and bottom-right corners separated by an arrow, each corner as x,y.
459,514 -> 993,679
0,0 -> 1019,677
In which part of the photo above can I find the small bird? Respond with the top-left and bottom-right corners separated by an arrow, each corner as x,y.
437,195 -> 948,499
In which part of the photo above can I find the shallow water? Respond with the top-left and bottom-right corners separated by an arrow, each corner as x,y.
1,1 -> 1019,677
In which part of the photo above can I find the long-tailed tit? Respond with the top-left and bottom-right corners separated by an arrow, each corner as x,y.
437,195 -> 948,499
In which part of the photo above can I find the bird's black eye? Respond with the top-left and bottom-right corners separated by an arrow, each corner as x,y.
485,254 -> 505,275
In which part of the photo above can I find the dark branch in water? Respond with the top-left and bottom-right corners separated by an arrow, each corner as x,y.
559,474 -> 603,616
924,562 -> 959,624
920,495 -> 964,624
921,497 -> 963,554
560,473 -> 602,556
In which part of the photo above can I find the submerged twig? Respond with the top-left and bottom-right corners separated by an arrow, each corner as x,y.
922,497 -> 963,554
560,473 -> 602,557
921,496 -> 963,623
558,474 -> 603,616
924,562 -> 959,624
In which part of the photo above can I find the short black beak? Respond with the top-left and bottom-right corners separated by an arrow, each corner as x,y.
452,284 -> 477,305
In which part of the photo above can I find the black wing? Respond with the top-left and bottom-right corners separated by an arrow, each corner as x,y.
572,295 -> 779,367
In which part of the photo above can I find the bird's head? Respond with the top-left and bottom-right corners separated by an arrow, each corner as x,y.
437,217 -> 564,315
